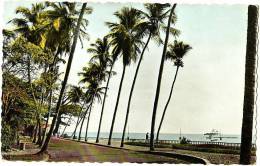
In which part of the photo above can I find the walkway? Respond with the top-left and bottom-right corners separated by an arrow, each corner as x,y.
47,138 -> 189,163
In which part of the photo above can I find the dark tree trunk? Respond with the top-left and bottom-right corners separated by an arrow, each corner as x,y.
36,119 -> 42,145
78,104 -> 91,141
53,113 -> 61,135
156,66 -> 179,142
150,4 -> 177,151
39,3 -> 87,153
96,63 -> 114,143
120,32 -> 152,147
240,5 -> 258,165
40,89 -> 52,146
85,107 -> 92,142
108,65 -> 126,145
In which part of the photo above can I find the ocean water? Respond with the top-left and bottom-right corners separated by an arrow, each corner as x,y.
64,132 -> 254,144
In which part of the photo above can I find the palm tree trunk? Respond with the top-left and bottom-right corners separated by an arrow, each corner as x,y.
61,114 -> 72,136
39,3 -> 87,153
53,113 -> 61,135
71,101 -> 86,139
78,104 -> 91,141
150,4 -> 177,151
240,5 -> 258,165
156,66 -> 179,142
96,63 -> 114,143
40,89 -> 52,145
120,32 -> 152,147
108,65 -> 126,145
85,107 -> 92,142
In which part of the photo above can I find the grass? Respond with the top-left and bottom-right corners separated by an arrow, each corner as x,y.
47,138 -> 190,163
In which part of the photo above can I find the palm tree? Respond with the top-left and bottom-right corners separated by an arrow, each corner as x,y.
61,85 -> 83,136
156,41 -> 192,142
84,84 -> 104,142
120,3 -> 180,147
106,7 -> 144,145
77,62 -> 105,141
39,3 -> 88,153
150,4 -> 177,151
240,5 -> 258,164
85,37 -> 114,143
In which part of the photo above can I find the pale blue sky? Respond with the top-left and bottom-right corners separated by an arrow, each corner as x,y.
3,1 -> 255,135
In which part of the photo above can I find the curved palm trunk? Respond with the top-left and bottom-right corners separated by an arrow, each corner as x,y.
85,107 -> 92,142
108,65 -> 126,145
96,63 -> 114,143
40,89 -> 52,145
240,5 -> 258,165
156,66 -> 179,142
39,3 -> 87,153
61,114 -> 72,136
71,101 -> 86,139
53,113 -> 62,135
150,4 -> 176,151
78,104 -> 91,141
120,33 -> 152,147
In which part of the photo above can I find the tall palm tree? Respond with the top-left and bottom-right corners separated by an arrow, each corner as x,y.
240,5 -> 258,164
84,84 -> 104,142
85,37 -> 114,143
61,85 -> 83,136
106,7 -> 144,145
156,41 -> 192,142
150,4 -> 177,151
120,3 -> 180,147
39,3 -> 88,153
77,62 -> 105,141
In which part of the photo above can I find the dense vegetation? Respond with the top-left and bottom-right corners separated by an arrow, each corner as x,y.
2,3 -> 257,164
2,2 -> 192,152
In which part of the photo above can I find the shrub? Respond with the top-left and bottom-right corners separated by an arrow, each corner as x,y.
180,137 -> 190,144
1,121 -> 16,151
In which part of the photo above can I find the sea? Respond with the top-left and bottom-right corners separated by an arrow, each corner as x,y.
64,132 -> 256,144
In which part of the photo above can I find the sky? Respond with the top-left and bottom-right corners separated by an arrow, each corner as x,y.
3,1 -> 258,135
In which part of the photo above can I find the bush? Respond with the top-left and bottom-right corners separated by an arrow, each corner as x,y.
1,121 -> 16,151
180,137 -> 190,144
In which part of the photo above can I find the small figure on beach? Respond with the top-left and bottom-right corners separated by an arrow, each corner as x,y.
145,132 -> 149,142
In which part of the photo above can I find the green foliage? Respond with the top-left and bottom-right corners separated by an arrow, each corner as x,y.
1,121 -> 16,151
60,104 -> 81,116
180,137 -> 190,144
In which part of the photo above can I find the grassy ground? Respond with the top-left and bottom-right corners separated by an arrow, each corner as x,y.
47,138 -> 190,163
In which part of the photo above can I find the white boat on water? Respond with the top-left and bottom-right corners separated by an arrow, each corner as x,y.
204,129 -> 237,142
